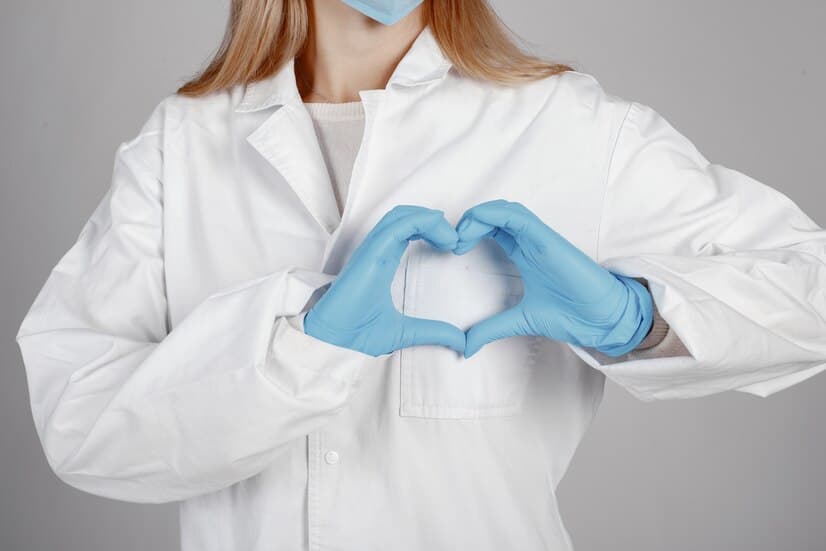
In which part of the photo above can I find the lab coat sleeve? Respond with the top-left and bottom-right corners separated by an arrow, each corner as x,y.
15,106 -> 385,504
568,100 -> 826,401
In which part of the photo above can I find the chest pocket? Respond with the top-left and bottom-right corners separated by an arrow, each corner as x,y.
398,239 -> 541,419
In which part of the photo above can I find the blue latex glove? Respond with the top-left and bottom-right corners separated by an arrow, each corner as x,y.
304,205 -> 466,356
454,200 -> 654,358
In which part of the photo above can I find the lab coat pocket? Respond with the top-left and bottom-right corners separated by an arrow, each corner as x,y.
399,239 -> 541,419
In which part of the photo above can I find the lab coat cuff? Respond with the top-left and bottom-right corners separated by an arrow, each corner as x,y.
568,254 -> 826,400
265,312 -> 382,389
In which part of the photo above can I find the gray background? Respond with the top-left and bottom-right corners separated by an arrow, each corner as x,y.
2,1 -> 824,549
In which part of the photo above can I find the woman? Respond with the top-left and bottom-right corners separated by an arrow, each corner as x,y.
16,1 -> 826,549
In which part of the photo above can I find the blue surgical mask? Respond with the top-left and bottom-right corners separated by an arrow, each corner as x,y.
340,0 -> 424,26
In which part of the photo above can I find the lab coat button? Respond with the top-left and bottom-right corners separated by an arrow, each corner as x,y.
324,451 -> 340,465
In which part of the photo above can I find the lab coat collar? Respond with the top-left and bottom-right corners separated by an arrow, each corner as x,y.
235,25 -> 452,113
238,25 -> 452,236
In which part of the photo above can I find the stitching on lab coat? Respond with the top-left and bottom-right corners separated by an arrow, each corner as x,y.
398,244 -> 421,415
593,250 -> 826,399
595,100 -> 636,265
400,250 -> 535,417
121,129 -> 163,153
639,252 -> 826,356
269,105 -> 334,207
326,95 -> 385,242
398,250 -> 412,416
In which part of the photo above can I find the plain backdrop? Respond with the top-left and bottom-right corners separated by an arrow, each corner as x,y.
2,1 -> 824,550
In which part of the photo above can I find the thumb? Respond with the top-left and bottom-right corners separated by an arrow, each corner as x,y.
400,316 -> 466,354
464,306 -> 527,358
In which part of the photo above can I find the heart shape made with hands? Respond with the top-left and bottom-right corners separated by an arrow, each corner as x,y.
404,199 -> 653,359
400,225 -> 525,355
405,202 -> 540,359
304,200 -> 653,359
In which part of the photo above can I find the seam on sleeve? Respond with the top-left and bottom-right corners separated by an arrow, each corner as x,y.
121,129 -> 163,152
595,100 -> 636,265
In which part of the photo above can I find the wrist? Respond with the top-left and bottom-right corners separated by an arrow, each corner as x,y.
303,308 -> 373,354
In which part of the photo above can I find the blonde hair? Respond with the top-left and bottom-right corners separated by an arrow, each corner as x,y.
177,0 -> 574,98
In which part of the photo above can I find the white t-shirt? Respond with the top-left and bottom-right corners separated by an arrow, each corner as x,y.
303,101 -> 366,215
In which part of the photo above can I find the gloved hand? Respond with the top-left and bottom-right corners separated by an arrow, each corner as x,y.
304,205 -> 466,357
454,199 -> 653,358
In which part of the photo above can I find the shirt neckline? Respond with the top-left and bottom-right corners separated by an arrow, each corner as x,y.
303,101 -> 365,122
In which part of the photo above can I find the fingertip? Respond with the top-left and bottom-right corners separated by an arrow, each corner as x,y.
445,235 -> 461,250
463,344 -> 479,359
456,217 -> 496,245
453,242 -> 471,255
423,213 -> 461,249
450,326 -> 467,354
428,236 -> 459,252
463,334 -> 480,359
456,216 -> 471,235
464,321 -> 497,357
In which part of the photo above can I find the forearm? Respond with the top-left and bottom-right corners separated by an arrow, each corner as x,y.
17,268 -> 380,503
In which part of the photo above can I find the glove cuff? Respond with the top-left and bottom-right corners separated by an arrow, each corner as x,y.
594,274 -> 655,357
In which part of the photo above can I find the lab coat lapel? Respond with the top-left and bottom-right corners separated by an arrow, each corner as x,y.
236,25 -> 453,238
246,103 -> 340,235
241,60 -> 340,235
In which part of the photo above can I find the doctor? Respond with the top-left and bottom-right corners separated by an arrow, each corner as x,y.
16,0 -> 826,550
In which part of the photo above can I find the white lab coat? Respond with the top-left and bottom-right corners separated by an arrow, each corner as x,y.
16,25 -> 826,551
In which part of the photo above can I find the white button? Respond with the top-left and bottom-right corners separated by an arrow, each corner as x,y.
324,451 -> 340,465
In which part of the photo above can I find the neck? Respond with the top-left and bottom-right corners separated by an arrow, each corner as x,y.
296,0 -> 426,103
